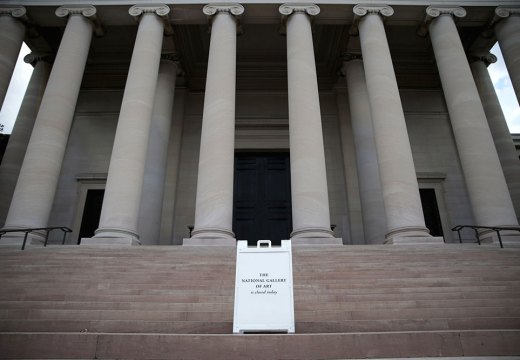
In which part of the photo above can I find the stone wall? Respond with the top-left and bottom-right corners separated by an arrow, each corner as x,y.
48,85 -> 475,245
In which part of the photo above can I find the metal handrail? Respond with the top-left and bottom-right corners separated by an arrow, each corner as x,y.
0,226 -> 72,250
451,225 -> 520,248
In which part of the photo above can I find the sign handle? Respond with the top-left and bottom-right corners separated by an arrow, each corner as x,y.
257,240 -> 271,248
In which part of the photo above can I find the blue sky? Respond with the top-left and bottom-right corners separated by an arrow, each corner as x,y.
0,42 -> 519,134
489,43 -> 520,133
0,43 -> 32,134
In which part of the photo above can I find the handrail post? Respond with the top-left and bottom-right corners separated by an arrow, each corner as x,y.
62,229 -> 67,245
21,231 -> 29,250
44,230 -> 50,247
495,229 -> 504,249
473,228 -> 481,245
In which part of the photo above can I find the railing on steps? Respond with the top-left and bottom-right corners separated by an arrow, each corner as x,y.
0,226 -> 72,250
451,225 -> 520,248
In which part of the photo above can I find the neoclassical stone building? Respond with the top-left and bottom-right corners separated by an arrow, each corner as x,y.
0,0 -> 519,247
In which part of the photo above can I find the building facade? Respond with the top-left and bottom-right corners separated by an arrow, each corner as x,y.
0,0 -> 519,246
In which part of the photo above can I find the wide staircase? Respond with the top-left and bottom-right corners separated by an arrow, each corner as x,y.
0,243 -> 519,359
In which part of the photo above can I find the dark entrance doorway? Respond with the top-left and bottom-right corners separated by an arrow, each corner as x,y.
419,188 -> 444,237
233,153 -> 292,246
78,189 -> 105,243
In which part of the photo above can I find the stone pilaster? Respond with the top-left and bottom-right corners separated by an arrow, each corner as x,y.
190,4 -> 243,242
470,53 -> 520,223
92,5 -> 169,245
342,55 -> 386,244
0,53 -> 51,227
138,55 -> 180,245
2,6 -> 95,242
279,3 -> 334,240
160,87 -> 186,245
0,6 -> 26,108
494,7 -> 520,105
353,4 -> 430,243
427,6 -> 518,234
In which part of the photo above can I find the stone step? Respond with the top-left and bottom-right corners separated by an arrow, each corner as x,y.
1,306 -> 519,324
3,276 -> 519,288
3,289 -> 517,303
0,245 -> 518,359
7,296 -> 514,315
297,317 -> 520,333
1,316 -> 519,334
299,307 -> 520,321
1,330 -> 519,359
0,319 -> 233,334
5,271 -> 519,282
1,290 -> 517,311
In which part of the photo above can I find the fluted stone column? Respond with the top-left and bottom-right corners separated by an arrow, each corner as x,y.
92,5 -> 168,245
343,56 -> 386,244
354,4 -> 430,243
2,6 -> 95,238
471,54 -> 520,223
279,3 -> 333,240
0,54 -> 51,227
190,4 -> 243,242
427,6 -> 518,231
138,56 -> 179,245
0,6 -> 26,109
494,7 -> 520,105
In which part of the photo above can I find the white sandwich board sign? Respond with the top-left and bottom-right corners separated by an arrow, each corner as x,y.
233,240 -> 295,333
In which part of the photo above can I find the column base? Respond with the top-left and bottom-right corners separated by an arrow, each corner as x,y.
92,227 -> 140,246
182,237 -> 236,246
291,227 -> 334,238
81,237 -> 141,247
191,227 -> 234,239
291,237 -> 343,246
385,236 -> 444,245
385,226 -> 431,243
479,228 -> 520,247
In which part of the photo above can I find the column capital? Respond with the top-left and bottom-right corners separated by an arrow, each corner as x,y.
56,5 -> 96,18
480,7 -> 520,38
24,52 -> 54,66
129,4 -> 172,35
425,5 -> 466,19
468,53 -> 497,67
339,52 -> 362,76
279,3 -> 319,34
203,3 -> 244,17
417,6 -> 466,37
495,6 -> 520,19
350,4 -> 393,36
161,52 -> 184,75
279,3 -> 320,17
342,52 -> 362,62
56,5 -> 103,36
0,6 -> 38,37
0,6 -> 27,20
353,4 -> 393,18
203,3 -> 244,34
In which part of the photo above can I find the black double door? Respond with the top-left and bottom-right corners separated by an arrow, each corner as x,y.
78,189 -> 104,243
419,188 -> 444,237
233,153 -> 292,246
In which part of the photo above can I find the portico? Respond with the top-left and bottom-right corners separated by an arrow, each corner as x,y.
0,2 -> 518,246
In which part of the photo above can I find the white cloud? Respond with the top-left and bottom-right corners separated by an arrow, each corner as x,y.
0,43 -> 33,134
488,43 -> 520,134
